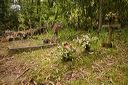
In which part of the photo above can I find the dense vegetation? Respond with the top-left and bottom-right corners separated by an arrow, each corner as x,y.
0,0 -> 128,31
0,0 -> 128,85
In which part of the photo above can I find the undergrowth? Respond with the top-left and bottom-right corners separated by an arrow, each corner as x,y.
1,28 -> 128,85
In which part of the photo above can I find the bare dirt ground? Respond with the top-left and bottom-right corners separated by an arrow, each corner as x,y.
0,40 -> 57,85
0,41 -> 35,85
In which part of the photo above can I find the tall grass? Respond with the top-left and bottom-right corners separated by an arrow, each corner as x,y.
59,28 -> 80,41
89,29 -> 108,50
122,28 -> 128,42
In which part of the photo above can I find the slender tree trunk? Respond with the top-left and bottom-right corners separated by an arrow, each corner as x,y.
98,0 -> 103,33
37,0 -> 40,14
108,25 -> 113,44
77,16 -> 80,29
32,0 -> 34,4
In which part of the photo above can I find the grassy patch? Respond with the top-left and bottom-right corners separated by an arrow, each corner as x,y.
1,28 -> 128,85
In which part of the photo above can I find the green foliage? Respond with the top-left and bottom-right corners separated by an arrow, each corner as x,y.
59,28 -> 79,41
61,49 -> 74,62
18,13 -> 26,30
0,0 -> 10,30
1,0 -> 128,30
122,28 -> 128,42
58,43 -> 76,62
75,34 -> 91,48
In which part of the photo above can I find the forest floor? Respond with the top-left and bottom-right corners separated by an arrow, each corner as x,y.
0,28 -> 128,85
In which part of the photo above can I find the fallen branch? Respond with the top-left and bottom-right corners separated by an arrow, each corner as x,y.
16,68 -> 30,80
8,43 -> 57,51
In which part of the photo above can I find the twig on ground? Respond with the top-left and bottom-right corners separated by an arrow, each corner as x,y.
16,68 -> 30,80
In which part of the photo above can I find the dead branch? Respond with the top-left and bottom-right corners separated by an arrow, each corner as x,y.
16,68 -> 30,80
8,43 -> 57,51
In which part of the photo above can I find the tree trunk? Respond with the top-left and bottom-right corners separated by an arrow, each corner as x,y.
98,0 -> 103,33
108,26 -> 113,44
37,0 -> 40,14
